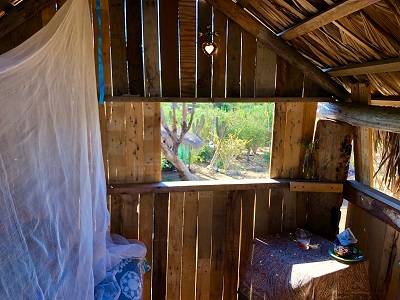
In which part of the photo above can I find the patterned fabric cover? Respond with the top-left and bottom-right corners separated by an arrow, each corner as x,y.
239,233 -> 371,300
114,258 -> 150,300
95,258 -> 150,300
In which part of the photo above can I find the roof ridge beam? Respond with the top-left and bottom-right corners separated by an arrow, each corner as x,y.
278,0 -> 381,41
206,0 -> 350,101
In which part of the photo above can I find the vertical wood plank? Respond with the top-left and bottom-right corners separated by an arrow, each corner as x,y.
226,20 -> 241,97
269,188 -> 283,234
367,216 -> 388,294
240,31 -> 256,97
167,192 -> 184,300
282,189 -> 296,231
100,0 -> 112,97
153,193 -> 169,300
196,191 -> 213,300
153,105 -> 161,183
109,0 -> 128,95
239,190 -> 255,281
385,231 -> 400,300
126,0 -> 144,96
254,189 -> 269,237
159,0 -> 180,97
282,103 -> 304,178
142,0 -> 161,96
139,193 -> 154,300
142,0 -> 161,183
122,194 -> 139,239
276,58 -> 304,178
377,227 -> 399,299
296,77 -> 319,229
212,9 -> 227,98
223,190 -> 241,300
99,104 -> 108,181
181,192 -> 198,300
270,102 -> 286,178
210,191 -> 227,299
111,195 -> 123,234
143,103 -> 161,182
125,102 -> 145,183
197,0 -> 212,97
179,0 -> 197,97
107,102 -> 126,183
255,42 -> 276,97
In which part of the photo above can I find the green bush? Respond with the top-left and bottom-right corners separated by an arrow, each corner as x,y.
161,157 -> 174,171
193,145 -> 214,163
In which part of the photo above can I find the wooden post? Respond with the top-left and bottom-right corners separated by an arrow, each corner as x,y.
306,120 -> 353,240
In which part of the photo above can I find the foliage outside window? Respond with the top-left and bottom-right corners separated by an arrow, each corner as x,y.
161,102 -> 274,181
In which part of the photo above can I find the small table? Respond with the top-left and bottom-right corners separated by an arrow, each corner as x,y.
238,233 -> 371,299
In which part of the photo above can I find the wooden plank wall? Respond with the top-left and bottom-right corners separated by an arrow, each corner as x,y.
109,183 -> 305,300
345,83 -> 400,299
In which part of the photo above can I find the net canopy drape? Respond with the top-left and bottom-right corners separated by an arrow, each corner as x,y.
0,0 -> 111,298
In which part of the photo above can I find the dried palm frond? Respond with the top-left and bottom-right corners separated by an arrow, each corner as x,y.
373,130 -> 400,195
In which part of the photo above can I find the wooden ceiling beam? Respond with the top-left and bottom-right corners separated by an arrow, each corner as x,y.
106,95 -> 335,103
325,57 -> 400,77
278,0 -> 381,41
318,102 -> 400,133
0,0 -> 56,40
205,0 -> 350,101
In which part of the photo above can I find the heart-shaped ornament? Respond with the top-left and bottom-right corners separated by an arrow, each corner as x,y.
202,41 -> 217,57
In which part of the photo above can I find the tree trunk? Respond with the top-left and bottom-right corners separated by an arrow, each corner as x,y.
161,143 -> 195,181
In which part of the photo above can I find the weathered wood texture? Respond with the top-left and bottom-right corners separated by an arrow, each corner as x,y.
107,96 -> 332,103
317,102 -> 400,133
179,0 -> 196,97
344,180 -> 400,299
326,56 -> 400,77
205,0 -> 351,101
108,180 -> 343,299
109,0 -> 128,95
307,120 -> 353,240
159,0 -> 179,97
226,20 -> 241,97
126,0 -> 144,96
344,83 -> 400,299
197,0 -> 212,97
344,181 -> 400,232
279,0 -> 381,41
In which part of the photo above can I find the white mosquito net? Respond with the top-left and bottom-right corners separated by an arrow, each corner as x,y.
0,0 -> 146,299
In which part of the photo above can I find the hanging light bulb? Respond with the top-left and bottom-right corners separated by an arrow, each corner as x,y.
199,25 -> 219,57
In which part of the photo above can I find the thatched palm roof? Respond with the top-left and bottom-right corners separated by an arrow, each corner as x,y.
240,0 -> 400,98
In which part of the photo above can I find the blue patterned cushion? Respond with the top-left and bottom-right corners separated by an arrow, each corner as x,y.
113,258 -> 150,300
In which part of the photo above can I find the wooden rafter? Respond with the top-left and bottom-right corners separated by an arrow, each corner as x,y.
205,0 -> 350,101
278,0 -> 382,41
325,57 -> 400,76
0,0 -> 56,40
